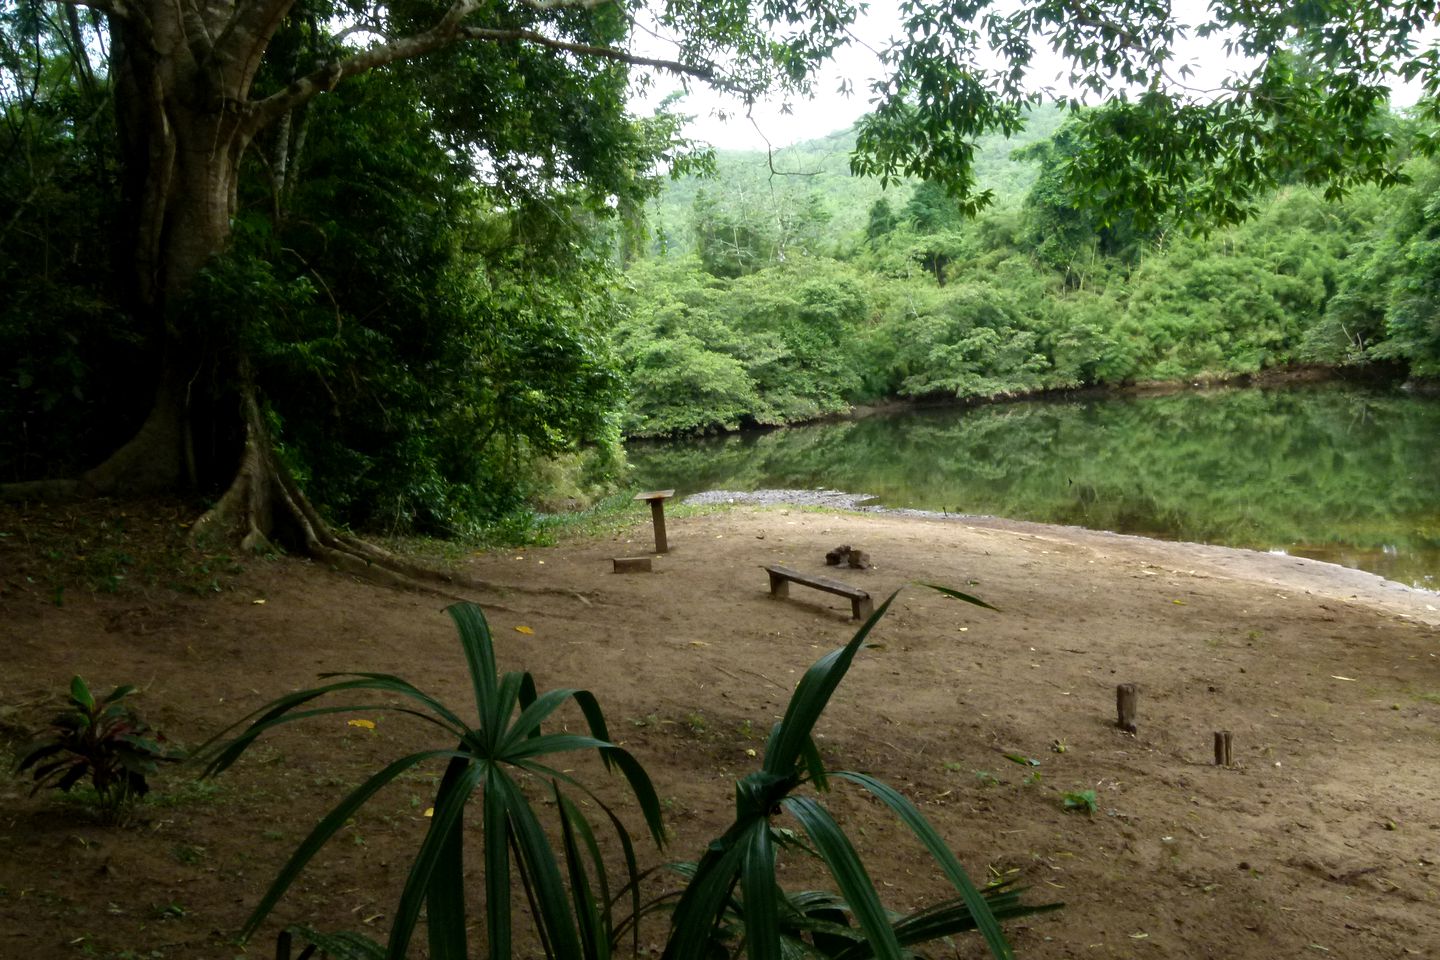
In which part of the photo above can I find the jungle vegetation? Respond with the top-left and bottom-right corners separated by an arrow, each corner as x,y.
3,0 -> 1439,543
616,108 -> 1440,437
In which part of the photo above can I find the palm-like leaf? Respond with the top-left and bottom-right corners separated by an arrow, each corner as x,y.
665,583 -> 1046,960
200,601 -> 664,959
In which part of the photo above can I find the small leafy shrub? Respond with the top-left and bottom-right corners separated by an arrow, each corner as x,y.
1061,789 -> 1098,814
15,677 -> 184,821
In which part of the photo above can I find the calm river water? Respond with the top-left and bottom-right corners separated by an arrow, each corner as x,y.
627,384 -> 1440,590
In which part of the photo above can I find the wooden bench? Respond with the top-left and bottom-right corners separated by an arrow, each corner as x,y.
762,564 -> 873,620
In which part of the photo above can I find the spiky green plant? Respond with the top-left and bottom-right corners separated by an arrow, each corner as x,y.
659,584 -> 1048,960
197,602 -> 664,960
640,863 -> 1057,959
204,587 -> 1056,959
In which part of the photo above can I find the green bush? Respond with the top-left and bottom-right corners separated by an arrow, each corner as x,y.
15,677 -> 184,822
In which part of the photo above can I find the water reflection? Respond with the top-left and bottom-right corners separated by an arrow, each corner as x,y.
628,384 -> 1440,589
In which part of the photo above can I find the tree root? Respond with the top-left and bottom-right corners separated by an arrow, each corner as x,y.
191,388 -> 499,599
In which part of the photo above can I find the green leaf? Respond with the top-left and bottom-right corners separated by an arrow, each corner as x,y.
101,684 -> 137,705
197,700 -> 461,777
571,690 -> 619,771
920,582 -> 1000,611
764,590 -> 899,777
485,670 -> 526,750
386,758 -> 485,959
448,602 -> 499,721
661,822 -> 752,960
741,819 -> 781,960
194,675 -> 470,776
782,795 -> 903,960
70,676 -> 95,711
425,757 -> 471,960
502,687 -> 583,749
797,735 -> 828,792
490,770 -> 584,959
505,732 -> 614,761
556,788 -> 608,960
285,925 -> 386,960
832,772 -> 1011,960
241,749 -> 464,940
483,766 -> 513,960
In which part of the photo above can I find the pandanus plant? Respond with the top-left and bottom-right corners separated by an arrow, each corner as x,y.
656,585 -> 1056,960
197,601 -> 664,960
199,589 -> 1056,960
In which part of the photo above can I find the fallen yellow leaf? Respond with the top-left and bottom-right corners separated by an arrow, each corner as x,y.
423,808 -> 434,818
347,718 -> 376,730
515,625 -> 535,635
253,599 -> 266,605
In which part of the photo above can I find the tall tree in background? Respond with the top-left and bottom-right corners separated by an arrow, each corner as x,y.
2,0 -> 1436,564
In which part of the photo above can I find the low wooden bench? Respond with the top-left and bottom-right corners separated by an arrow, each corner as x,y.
762,564 -> 873,620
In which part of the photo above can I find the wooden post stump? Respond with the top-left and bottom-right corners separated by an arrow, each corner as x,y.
633,489 -> 675,554
1213,730 -> 1233,766
1116,683 -> 1138,733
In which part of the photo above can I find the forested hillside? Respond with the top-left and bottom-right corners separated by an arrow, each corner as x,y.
644,105 -> 1068,256
615,108 -> 1440,437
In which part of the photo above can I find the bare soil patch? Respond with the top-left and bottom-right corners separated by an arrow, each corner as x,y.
2,499 -> 1439,959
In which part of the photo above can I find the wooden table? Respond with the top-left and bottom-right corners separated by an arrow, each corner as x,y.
633,489 -> 675,553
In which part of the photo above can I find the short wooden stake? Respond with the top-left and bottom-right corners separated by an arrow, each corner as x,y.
611,556 -> 653,574
1213,730 -> 1233,766
1116,683 -> 1138,733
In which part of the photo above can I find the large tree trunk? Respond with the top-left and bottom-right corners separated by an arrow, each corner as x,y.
92,10 -> 251,496
1,2 -> 457,591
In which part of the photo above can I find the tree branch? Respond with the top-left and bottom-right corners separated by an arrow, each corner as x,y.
457,26 -> 720,81
213,0 -> 299,97
241,8 -> 721,138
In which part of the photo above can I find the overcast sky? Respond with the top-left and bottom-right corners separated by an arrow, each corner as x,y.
631,1 -> 1435,152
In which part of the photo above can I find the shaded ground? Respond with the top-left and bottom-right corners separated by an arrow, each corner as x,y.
2,498 -> 1439,959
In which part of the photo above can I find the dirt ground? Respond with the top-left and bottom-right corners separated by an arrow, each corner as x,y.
2,498 -> 1439,960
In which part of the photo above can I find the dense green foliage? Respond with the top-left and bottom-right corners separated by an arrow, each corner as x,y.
2,7 -> 658,533
617,111 -> 1440,437
0,5 -> 137,481
192,71 -> 633,533
203,597 -> 1053,959
6,0 -> 1440,536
